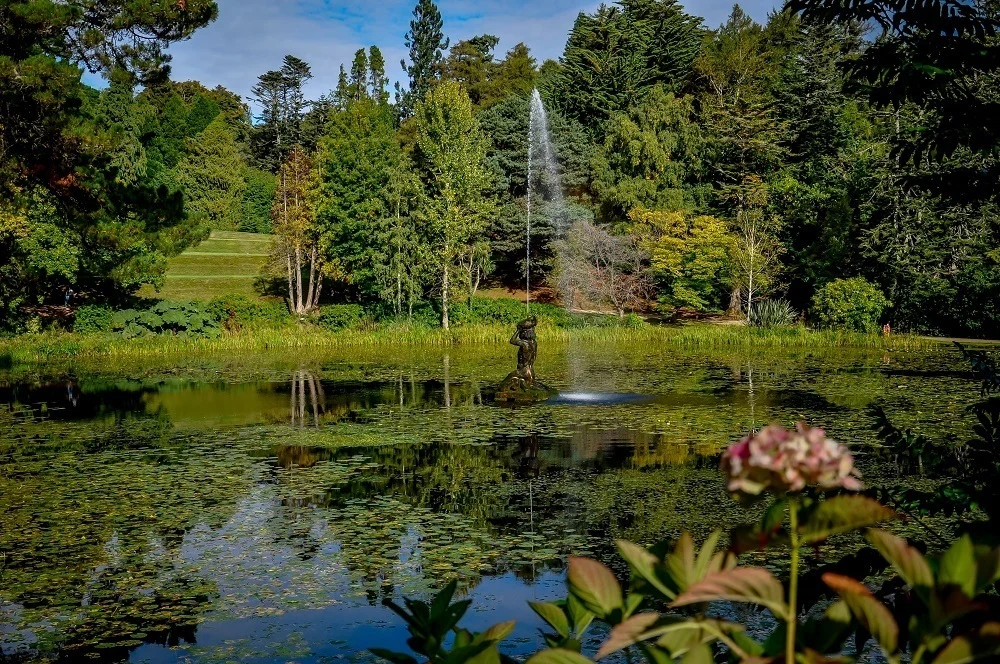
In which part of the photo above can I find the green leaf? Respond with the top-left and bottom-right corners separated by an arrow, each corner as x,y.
975,547 -> 1000,592
566,594 -> 594,636
370,649 -> 419,664
480,621 -> 516,643
526,648 -> 594,664
801,496 -> 898,544
930,622 -> 1000,664
939,536 -> 977,597
617,540 -> 677,601
822,573 -> 899,656
529,602 -> 569,638
568,556 -> 623,618
595,613 -> 663,658
671,567 -> 788,618
867,530 -> 934,590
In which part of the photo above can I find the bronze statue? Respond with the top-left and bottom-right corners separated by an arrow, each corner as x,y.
495,316 -> 554,403
510,316 -> 537,382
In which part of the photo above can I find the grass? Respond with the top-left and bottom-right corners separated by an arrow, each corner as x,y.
0,322 -> 942,365
138,230 -> 274,301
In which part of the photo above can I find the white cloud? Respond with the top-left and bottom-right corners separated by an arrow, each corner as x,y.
164,0 -> 781,113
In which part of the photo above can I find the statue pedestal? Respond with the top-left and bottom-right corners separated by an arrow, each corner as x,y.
495,372 -> 556,403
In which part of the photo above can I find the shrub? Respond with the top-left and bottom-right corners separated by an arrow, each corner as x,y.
318,304 -> 366,330
811,277 -> 890,333
448,297 -> 580,328
749,298 -> 798,328
111,301 -> 220,338
206,295 -> 290,331
73,305 -> 114,334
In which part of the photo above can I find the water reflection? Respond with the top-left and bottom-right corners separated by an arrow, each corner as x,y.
0,346 -> 982,663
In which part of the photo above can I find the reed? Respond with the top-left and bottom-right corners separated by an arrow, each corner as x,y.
0,322 -> 940,365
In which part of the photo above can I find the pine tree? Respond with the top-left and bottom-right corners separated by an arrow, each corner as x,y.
176,116 -> 248,230
369,46 -> 389,103
399,0 -> 449,118
250,56 -> 313,171
349,49 -> 370,101
334,66 -> 351,109
313,100 -> 425,306
554,0 -> 703,127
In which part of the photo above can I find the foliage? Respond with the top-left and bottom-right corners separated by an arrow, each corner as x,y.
110,302 -> 220,339
318,304 -> 367,330
176,117 -> 247,230
415,82 -> 496,329
73,306 -> 115,335
398,0 -> 449,118
551,0 -> 704,127
380,421 -> 1000,664
629,208 -> 734,312
241,169 -> 277,234
273,147 -> 322,314
812,277 -> 891,333
205,295 -> 291,331
748,299 -> 798,329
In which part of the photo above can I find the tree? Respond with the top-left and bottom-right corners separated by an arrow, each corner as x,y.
555,219 -> 651,316
0,0 -> 217,326
553,0 -> 703,127
629,208 -> 735,312
730,178 -> 783,318
314,100 -> 421,301
250,56 -> 313,171
415,82 -> 495,329
273,148 -> 321,314
349,48 -> 369,101
242,169 -> 277,233
399,0 -> 449,118
592,87 -> 706,221
788,0 -> 1000,166
439,35 -> 499,108
694,6 -> 787,201
176,117 -> 247,230
369,46 -> 389,103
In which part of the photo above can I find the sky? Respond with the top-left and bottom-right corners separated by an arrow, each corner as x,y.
163,0 -> 782,113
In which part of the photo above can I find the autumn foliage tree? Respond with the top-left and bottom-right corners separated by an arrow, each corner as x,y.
272,148 -> 321,315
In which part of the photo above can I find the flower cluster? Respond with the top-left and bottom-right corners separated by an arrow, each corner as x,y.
721,422 -> 863,495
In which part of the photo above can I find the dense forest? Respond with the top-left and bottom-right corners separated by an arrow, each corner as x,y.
3,0 -> 1000,336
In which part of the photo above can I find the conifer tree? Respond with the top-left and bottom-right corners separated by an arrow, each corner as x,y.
349,49 -> 369,101
176,117 -> 247,230
399,0 -> 450,117
369,47 -> 389,103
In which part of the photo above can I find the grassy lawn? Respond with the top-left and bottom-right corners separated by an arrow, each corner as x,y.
140,230 -> 275,301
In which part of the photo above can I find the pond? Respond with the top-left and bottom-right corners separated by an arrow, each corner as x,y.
0,342 -> 982,663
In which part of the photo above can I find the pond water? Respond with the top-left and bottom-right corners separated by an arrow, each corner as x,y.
0,342 -> 981,663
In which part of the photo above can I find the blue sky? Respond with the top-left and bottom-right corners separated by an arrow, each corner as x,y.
163,0 -> 781,113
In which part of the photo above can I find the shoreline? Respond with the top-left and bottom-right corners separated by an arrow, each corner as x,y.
0,322 -> 945,366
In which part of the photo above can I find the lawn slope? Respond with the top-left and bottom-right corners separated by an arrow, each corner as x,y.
141,230 -> 275,301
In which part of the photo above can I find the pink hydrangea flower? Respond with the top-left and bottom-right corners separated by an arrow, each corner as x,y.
721,423 -> 863,495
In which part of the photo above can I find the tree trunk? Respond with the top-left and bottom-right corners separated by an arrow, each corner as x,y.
441,260 -> 450,330
305,246 -> 317,311
286,252 -> 295,314
314,271 -> 323,309
729,286 -> 742,317
294,246 -> 304,314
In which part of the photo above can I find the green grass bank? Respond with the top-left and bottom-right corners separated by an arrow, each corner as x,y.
0,322 -> 940,365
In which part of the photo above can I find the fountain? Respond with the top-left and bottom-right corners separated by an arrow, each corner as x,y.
496,91 -> 564,404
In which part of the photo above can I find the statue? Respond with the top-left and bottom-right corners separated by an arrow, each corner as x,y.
495,317 -> 555,403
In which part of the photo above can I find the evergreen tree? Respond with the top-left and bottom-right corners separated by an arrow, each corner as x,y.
314,100 -> 428,311
369,46 -> 389,103
176,117 -> 248,230
185,94 -> 222,135
399,0 -> 449,118
349,49 -> 370,101
0,0 -> 217,326
250,56 -> 313,171
334,66 -> 351,109
414,82 -> 495,328
554,0 -> 703,127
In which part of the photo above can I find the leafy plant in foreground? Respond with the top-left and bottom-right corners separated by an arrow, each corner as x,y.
375,423 -> 1000,664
